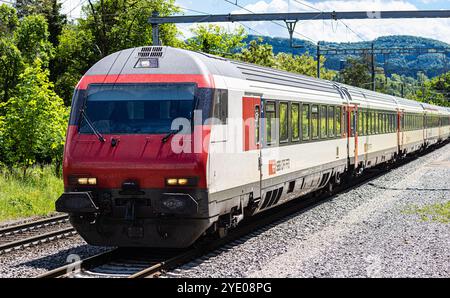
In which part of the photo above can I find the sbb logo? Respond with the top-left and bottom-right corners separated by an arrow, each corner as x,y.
269,160 -> 277,175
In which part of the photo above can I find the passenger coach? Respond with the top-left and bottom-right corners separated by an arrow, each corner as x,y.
56,46 -> 450,247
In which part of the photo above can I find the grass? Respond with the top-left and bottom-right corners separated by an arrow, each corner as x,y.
405,201 -> 450,224
0,165 -> 63,222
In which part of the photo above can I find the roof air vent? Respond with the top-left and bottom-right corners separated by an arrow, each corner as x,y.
137,46 -> 164,58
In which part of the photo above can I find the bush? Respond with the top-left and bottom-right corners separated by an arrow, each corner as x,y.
0,59 -> 68,176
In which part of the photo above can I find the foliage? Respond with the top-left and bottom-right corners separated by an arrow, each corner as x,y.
78,0 -> 182,58
0,38 -> 24,104
276,52 -> 336,80
53,24 -> 96,105
250,35 -> 450,79
0,165 -> 63,221
14,14 -> 54,66
0,60 -> 68,176
0,4 -> 19,37
414,72 -> 450,107
14,0 -> 66,46
338,57 -> 372,89
236,38 -> 276,67
186,24 -> 247,55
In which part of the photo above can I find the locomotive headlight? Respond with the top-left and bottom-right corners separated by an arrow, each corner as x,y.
165,177 -> 198,186
166,178 -> 178,186
177,178 -> 188,186
76,177 -> 97,185
77,178 -> 88,185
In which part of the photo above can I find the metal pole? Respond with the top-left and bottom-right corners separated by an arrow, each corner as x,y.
371,43 -> 376,91
151,11 -> 160,46
148,10 -> 450,24
317,42 -> 321,79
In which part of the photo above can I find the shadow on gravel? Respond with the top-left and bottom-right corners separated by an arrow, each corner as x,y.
367,183 -> 450,191
15,244 -> 113,270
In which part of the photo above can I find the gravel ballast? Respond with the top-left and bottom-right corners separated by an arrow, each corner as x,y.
0,144 -> 448,278
166,144 -> 450,278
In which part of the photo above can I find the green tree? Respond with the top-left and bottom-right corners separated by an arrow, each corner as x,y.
0,4 -> 19,37
0,59 -> 67,176
415,71 -> 450,107
0,38 -> 24,104
276,52 -> 335,80
339,57 -> 372,89
53,24 -> 96,105
14,0 -> 66,47
236,39 -> 276,67
186,24 -> 246,55
14,14 -> 54,66
79,0 -> 182,58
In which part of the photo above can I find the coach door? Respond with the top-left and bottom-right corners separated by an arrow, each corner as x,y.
346,105 -> 359,167
242,96 -> 262,198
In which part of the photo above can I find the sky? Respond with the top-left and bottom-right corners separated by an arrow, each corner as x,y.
60,0 -> 450,44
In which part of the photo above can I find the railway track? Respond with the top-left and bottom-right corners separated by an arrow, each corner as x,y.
0,214 -> 76,254
38,155 -> 406,278
37,143 -> 449,279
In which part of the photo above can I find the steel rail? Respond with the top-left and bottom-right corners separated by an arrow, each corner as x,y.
0,227 -> 76,253
0,214 -> 69,236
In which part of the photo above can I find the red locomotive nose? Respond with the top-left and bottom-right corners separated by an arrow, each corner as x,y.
63,125 -> 209,190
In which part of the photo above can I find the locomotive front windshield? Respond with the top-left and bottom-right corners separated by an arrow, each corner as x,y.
79,83 -> 195,134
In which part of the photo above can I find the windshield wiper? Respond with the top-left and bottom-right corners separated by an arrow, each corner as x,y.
80,109 -> 106,143
161,128 -> 181,143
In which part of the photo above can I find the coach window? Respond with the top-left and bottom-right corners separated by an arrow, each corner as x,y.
280,102 -> 289,143
378,112 -> 382,134
361,110 -> 366,135
388,114 -> 392,132
291,103 -> 300,142
366,110 -> 370,135
328,106 -> 335,137
302,104 -> 310,140
311,105 -> 319,139
350,110 -> 356,137
358,109 -> 363,136
265,101 -> 276,146
374,111 -> 379,134
335,106 -> 342,136
320,106 -> 327,138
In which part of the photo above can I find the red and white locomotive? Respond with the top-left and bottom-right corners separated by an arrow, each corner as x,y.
56,46 -> 450,247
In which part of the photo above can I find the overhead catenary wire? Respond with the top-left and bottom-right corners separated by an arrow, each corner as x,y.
291,0 -> 367,42
223,0 -> 320,45
176,5 -> 265,36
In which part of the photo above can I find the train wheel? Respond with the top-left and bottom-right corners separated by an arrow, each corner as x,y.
218,227 -> 228,238
327,181 -> 334,195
